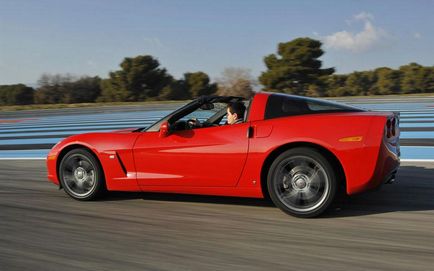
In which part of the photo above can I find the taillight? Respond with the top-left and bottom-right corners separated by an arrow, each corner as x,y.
386,119 -> 391,138
385,117 -> 398,139
391,117 -> 396,136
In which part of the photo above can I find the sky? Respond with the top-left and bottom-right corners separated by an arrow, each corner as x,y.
0,0 -> 433,85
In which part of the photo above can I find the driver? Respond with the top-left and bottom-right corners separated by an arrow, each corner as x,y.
226,101 -> 246,125
188,101 -> 246,128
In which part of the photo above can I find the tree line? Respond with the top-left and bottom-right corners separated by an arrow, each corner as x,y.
1,37 -> 433,106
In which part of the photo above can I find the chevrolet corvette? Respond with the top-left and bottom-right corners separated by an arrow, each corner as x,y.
47,92 -> 400,217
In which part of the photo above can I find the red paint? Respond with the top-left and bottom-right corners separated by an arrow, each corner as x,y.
47,92 -> 400,198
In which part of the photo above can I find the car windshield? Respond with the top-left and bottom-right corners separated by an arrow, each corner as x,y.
142,100 -> 196,132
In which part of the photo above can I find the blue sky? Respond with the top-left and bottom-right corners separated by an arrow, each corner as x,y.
0,0 -> 433,85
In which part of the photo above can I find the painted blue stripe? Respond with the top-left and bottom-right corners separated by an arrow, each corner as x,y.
400,146 -> 434,159
0,110 -> 171,125
0,119 -> 161,129
399,123 -> 434,128
0,122 -> 152,136
0,138 -> 64,145
400,131 -> 434,139
0,149 -> 50,158
0,130 -> 110,138
0,115 -> 167,128
400,115 -> 434,118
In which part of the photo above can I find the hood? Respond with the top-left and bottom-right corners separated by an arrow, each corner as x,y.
111,127 -> 139,133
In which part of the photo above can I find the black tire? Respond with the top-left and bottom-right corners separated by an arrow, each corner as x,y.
59,148 -> 105,201
267,147 -> 337,218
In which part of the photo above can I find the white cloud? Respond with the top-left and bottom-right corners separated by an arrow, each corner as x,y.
323,12 -> 388,52
353,11 -> 374,22
414,32 -> 422,39
143,37 -> 163,48
86,60 -> 96,67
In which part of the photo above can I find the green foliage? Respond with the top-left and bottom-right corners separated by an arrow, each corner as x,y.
98,55 -> 172,102
184,72 -> 217,97
372,68 -> 401,95
259,38 -> 335,95
4,43 -> 434,106
158,71 -> 216,100
34,74 -> 71,104
0,84 -> 34,105
322,64 -> 433,97
399,63 -> 429,93
159,80 -> 189,100
323,75 -> 349,96
34,74 -> 102,104
345,72 -> 372,96
63,76 -> 102,103
259,38 -> 433,97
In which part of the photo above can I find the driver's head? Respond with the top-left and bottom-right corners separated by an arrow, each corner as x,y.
227,101 -> 246,124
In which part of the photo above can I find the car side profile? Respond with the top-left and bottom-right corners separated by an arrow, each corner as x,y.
47,92 -> 400,217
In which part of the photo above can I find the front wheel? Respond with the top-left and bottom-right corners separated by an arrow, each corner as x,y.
59,148 -> 105,200
267,148 -> 338,218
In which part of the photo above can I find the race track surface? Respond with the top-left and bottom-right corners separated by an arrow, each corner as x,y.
0,160 -> 433,270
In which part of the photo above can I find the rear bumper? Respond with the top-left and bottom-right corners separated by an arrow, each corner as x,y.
383,168 -> 398,184
367,139 -> 400,190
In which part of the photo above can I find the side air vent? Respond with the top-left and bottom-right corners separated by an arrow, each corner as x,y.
116,152 -> 127,175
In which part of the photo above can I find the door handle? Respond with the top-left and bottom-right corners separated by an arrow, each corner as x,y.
247,127 -> 254,138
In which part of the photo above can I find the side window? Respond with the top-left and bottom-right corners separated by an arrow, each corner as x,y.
306,100 -> 349,111
264,95 -> 310,119
264,94 -> 362,119
181,108 -> 216,122
180,102 -> 227,122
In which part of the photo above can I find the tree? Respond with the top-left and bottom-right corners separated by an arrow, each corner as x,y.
63,76 -> 102,103
421,67 -> 434,93
98,55 -> 172,102
324,74 -> 348,97
0,84 -> 34,105
158,71 -> 216,100
216,68 -> 255,98
259,38 -> 334,95
34,74 -> 101,104
399,63 -> 426,93
159,80 -> 190,100
184,72 -> 217,97
34,74 -> 75,104
345,72 -> 372,96
373,67 -> 401,95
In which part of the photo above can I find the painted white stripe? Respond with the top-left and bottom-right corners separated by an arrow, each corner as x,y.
400,159 -> 434,163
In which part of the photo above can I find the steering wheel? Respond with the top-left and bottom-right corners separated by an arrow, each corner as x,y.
187,118 -> 201,129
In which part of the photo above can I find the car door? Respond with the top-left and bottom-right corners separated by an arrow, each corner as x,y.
133,123 -> 250,187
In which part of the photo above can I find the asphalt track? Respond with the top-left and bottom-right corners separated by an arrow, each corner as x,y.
1,160 -> 433,271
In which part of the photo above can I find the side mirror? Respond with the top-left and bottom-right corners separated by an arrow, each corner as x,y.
159,121 -> 170,138
200,103 -> 214,110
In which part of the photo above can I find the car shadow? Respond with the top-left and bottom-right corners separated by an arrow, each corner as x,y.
103,191 -> 274,207
102,165 -> 434,218
324,164 -> 434,217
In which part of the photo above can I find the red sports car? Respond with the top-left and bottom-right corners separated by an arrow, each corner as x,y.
47,92 -> 400,217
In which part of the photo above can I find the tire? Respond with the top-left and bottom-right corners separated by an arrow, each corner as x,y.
267,147 -> 337,218
59,148 -> 105,201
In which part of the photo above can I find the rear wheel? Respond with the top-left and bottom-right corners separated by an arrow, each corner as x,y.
267,147 -> 337,218
59,148 -> 105,200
